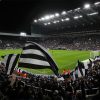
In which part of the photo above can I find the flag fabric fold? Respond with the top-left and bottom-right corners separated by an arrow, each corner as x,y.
18,42 -> 59,76
1,54 -> 20,75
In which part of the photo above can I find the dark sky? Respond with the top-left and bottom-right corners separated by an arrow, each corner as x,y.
0,0 -> 98,34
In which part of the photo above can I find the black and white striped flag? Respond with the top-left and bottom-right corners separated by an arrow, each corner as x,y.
18,42 -> 59,76
2,54 -> 20,75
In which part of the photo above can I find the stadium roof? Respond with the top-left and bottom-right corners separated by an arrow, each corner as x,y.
0,0 -> 100,35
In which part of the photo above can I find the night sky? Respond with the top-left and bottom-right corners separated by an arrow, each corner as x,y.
0,0 -> 99,34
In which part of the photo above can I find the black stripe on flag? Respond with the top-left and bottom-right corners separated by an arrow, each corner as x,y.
19,63 -> 50,69
20,54 -> 47,61
5,54 -> 13,73
3,54 -> 20,75
10,54 -> 20,74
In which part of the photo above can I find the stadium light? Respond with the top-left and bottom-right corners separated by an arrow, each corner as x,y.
38,19 -> 41,21
41,17 -> 45,21
65,18 -> 70,21
74,8 -> 80,11
34,20 -> 37,23
55,13 -> 60,17
49,15 -> 55,18
84,4 -> 91,9
74,16 -> 79,19
44,15 -> 50,20
79,15 -> 83,18
61,19 -> 64,21
61,11 -> 66,15
94,2 -> 100,5
20,32 -> 27,36
87,12 -> 98,16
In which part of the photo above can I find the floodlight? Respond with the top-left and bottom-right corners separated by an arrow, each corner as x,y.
38,19 -> 41,21
94,2 -> 100,5
62,11 -> 66,15
41,17 -> 45,21
20,32 -> 27,36
65,18 -> 70,21
74,8 -> 80,11
84,4 -> 91,9
55,13 -> 60,17
44,15 -> 50,20
74,16 -> 79,19
87,12 -> 98,16
49,15 -> 55,18
34,20 -> 37,23
61,19 -> 64,21
79,15 -> 83,18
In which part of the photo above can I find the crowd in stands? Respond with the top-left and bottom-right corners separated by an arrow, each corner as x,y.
0,34 -> 100,50
0,58 -> 100,100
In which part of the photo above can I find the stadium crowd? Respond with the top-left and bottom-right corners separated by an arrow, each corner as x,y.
0,34 -> 100,50
0,58 -> 100,100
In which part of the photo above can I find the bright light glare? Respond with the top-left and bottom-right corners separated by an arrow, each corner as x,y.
62,11 -> 66,15
84,4 -> 91,9
65,18 -> 70,21
87,12 -> 98,16
55,13 -> 60,17
34,20 -> 37,23
44,15 -> 50,20
41,17 -> 45,21
74,8 -> 80,11
49,15 -> 55,18
79,15 -> 83,18
74,16 -> 79,19
61,19 -> 64,21
94,2 -> 100,5
20,32 -> 27,36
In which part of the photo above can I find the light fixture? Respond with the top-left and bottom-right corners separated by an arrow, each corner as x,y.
87,12 -> 98,16
34,20 -> 37,23
55,13 -> 60,17
61,11 -> 66,15
84,4 -> 91,9
65,18 -> 70,21
94,2 -> 100,5
20,32 -> 27,36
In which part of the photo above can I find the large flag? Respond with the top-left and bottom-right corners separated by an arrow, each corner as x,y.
1,54 -> 20,75
18,42 -> 59,76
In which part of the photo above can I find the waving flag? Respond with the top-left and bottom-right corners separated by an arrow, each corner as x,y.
1,54 -> 20,75
18,42 -> 59,76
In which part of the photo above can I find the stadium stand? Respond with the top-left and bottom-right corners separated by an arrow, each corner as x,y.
0,33 -> 100,50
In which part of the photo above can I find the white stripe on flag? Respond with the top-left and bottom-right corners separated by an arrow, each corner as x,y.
82,69 -> 85,76
19,58 -> 50,66
7,55 -> 17,75
73,71 -> 76,80
78,68 -> 82,77
3,55 -> 9,66
22,49 -> 44,57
